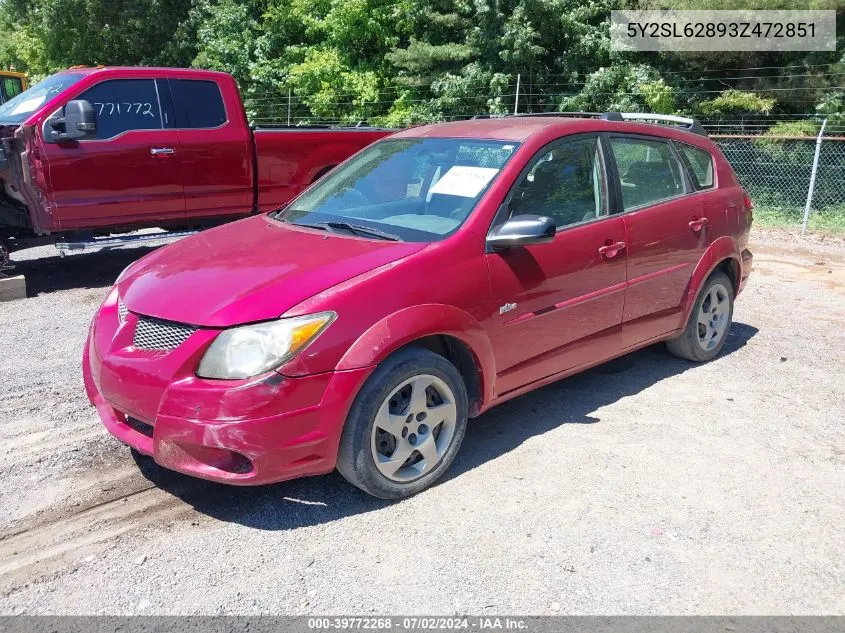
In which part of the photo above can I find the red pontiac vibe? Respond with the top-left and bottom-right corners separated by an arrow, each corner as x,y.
84,113 -> 754,499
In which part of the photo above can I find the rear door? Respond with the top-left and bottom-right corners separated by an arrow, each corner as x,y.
41,77 -> 186,229
606,134 -> 709,340
675,140 -> 736,237
167,76 -> 253,218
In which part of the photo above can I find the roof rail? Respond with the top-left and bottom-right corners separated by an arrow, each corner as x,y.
605,112 -> 708,137
473,112 -> 606,120
471,111 -> 708,137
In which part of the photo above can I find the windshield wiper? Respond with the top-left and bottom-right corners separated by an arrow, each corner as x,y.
314,221 -> 401,242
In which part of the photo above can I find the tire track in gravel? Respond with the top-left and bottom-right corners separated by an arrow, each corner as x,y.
0,463 -> 203,591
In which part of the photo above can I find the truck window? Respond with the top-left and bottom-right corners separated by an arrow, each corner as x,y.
77,79 -> 163,140
169,79 -> 227,129
2,77 -> 24,102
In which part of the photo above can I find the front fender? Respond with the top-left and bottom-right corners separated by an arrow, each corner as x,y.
336,304 -> 497,409
680,236 -> 742,322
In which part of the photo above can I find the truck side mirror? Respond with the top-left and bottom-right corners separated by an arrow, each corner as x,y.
47,100 -> 96,142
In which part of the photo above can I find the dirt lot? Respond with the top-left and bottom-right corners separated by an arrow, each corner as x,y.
0,228 -> 843,615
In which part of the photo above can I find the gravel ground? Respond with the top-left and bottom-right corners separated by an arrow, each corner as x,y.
0,228 -> 843,615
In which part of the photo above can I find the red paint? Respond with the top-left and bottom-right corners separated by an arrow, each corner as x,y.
1,67 -> 390,238
84,115 -> 753,486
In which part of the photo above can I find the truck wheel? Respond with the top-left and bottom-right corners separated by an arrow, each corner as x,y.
666,271 -> 734,362
0,240 -> 11,271
311,165 -> 337,183
336,347 -> 468,499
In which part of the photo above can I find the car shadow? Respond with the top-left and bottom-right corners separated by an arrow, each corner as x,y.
131,321 -> 759,530
10,246 -> 162,297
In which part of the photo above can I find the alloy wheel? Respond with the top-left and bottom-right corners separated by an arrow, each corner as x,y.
697,283 -> 730,351
370,374 -> 458,482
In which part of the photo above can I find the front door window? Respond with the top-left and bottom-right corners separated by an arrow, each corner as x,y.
508,135 -> 609,229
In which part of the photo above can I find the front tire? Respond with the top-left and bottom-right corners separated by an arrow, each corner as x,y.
667,270 -> 734,362
336,347 -> 468,499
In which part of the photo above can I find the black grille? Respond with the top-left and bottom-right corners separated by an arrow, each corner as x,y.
133,315 -> 196,351
125,416 -> 154,438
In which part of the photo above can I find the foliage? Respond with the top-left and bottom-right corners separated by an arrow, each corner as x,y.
697,90 -> 776,116
815,91 -> 845,127
0,0 -> 194,73
763,120 -> 821,138
0,0 -> 843,131
559,64 -> 676,113
754,122 -> 818,165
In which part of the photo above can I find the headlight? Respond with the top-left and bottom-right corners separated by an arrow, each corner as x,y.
196,311 -> 336,379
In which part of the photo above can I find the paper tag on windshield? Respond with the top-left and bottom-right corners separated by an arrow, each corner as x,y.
429,166 -> 499,198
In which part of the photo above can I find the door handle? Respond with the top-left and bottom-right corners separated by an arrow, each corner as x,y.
598,241 -> 626,258
689,217 -> 710,232
150,147 -> 175,156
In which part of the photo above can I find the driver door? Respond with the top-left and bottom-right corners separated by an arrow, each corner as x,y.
40,77 -> 186,229
485,134 -> 628,396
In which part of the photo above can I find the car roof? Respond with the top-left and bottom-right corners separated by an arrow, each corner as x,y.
391,115 -> 714,149
391,117 -> 588,142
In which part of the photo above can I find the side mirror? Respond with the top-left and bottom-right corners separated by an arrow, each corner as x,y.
487,214 -> 556,250
47,100 -> 96,142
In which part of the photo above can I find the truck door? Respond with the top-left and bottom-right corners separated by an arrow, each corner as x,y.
166,76 -> 253,219
41,77 -> 186,229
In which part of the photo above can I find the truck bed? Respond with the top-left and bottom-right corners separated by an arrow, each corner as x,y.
253,127 -> 393,212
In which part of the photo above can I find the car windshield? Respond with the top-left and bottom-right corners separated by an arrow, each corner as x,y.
0,73 -> 85,125
274,138 -> 519,242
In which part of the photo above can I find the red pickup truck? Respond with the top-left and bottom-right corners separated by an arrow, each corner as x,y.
0,67 -> 391,265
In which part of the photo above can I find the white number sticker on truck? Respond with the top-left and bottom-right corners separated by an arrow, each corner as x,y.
93,102 -> 155,117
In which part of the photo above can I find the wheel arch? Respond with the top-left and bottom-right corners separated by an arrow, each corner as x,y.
681,236 -> 742,321
335,304 -> 496,417
311,164 -> 337,184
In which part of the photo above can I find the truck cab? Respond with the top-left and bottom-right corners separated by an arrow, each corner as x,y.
0,66 -> 391,265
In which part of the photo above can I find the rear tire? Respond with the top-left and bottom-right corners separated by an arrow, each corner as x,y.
336,347 -> 468,499
666,271 -> 734,362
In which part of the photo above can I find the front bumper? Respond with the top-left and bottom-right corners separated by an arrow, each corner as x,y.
83,294 -> 372,486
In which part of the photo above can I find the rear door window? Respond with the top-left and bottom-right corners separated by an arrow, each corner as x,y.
169,79 -> 227,129
76,79 -> 163,140
677,143 -> 715,190
608,137 -> 687,211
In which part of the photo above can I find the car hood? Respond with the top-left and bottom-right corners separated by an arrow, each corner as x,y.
119,215 -> 427,327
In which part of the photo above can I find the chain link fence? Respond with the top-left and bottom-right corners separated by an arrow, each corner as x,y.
707,135 -> 845,233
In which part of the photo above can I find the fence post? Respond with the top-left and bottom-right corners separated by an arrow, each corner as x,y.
514,73 -> 521,115
287,87 -> 292,126
802,118 -> 827,235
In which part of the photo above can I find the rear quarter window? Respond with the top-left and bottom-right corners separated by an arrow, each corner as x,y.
677,143 -> 715,190
169,79 -> 227,129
